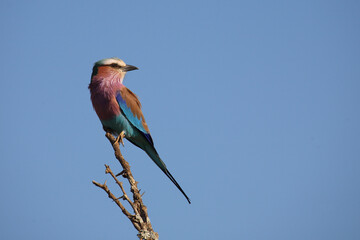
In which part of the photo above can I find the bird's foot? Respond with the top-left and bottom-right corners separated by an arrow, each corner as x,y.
115,131 -> 125,147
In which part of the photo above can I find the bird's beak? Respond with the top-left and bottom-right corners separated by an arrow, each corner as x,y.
123,65 -> 139,72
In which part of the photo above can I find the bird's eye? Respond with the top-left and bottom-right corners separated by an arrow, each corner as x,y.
110,63 -> 121,69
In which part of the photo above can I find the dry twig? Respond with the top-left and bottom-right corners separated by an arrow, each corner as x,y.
92,132 -> 159,240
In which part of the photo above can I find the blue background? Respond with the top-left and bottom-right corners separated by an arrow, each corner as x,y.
1,0 -> 359,239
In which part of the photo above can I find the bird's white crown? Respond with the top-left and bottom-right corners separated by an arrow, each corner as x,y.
95,57 -> 126,67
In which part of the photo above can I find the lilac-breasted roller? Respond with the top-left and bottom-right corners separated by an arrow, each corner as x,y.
89,57 -> 191,204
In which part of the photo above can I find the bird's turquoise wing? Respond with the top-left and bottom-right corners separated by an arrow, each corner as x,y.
116,87 -> 154,145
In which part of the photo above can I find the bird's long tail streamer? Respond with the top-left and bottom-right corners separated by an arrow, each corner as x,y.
162,168 -> 191,204
145,145 -> 191,204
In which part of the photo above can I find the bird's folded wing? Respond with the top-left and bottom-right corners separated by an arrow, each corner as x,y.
116,88 -> 154,145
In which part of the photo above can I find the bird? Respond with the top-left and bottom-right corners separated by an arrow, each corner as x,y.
89,57 -> 191,204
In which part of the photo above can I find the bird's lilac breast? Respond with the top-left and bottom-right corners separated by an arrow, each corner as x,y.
89,75 -> 123,120
91,94 -> 121,120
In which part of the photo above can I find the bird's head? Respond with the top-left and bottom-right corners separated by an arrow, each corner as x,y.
91,57 -> 138,83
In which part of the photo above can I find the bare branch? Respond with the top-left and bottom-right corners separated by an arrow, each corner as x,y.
104,164 -> 136,213
92,132 -> 159,240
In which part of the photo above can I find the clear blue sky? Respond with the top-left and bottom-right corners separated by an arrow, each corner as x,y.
1,0 -> 359,239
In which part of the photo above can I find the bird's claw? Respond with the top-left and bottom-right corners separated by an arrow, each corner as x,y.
115,131 -> 126,147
